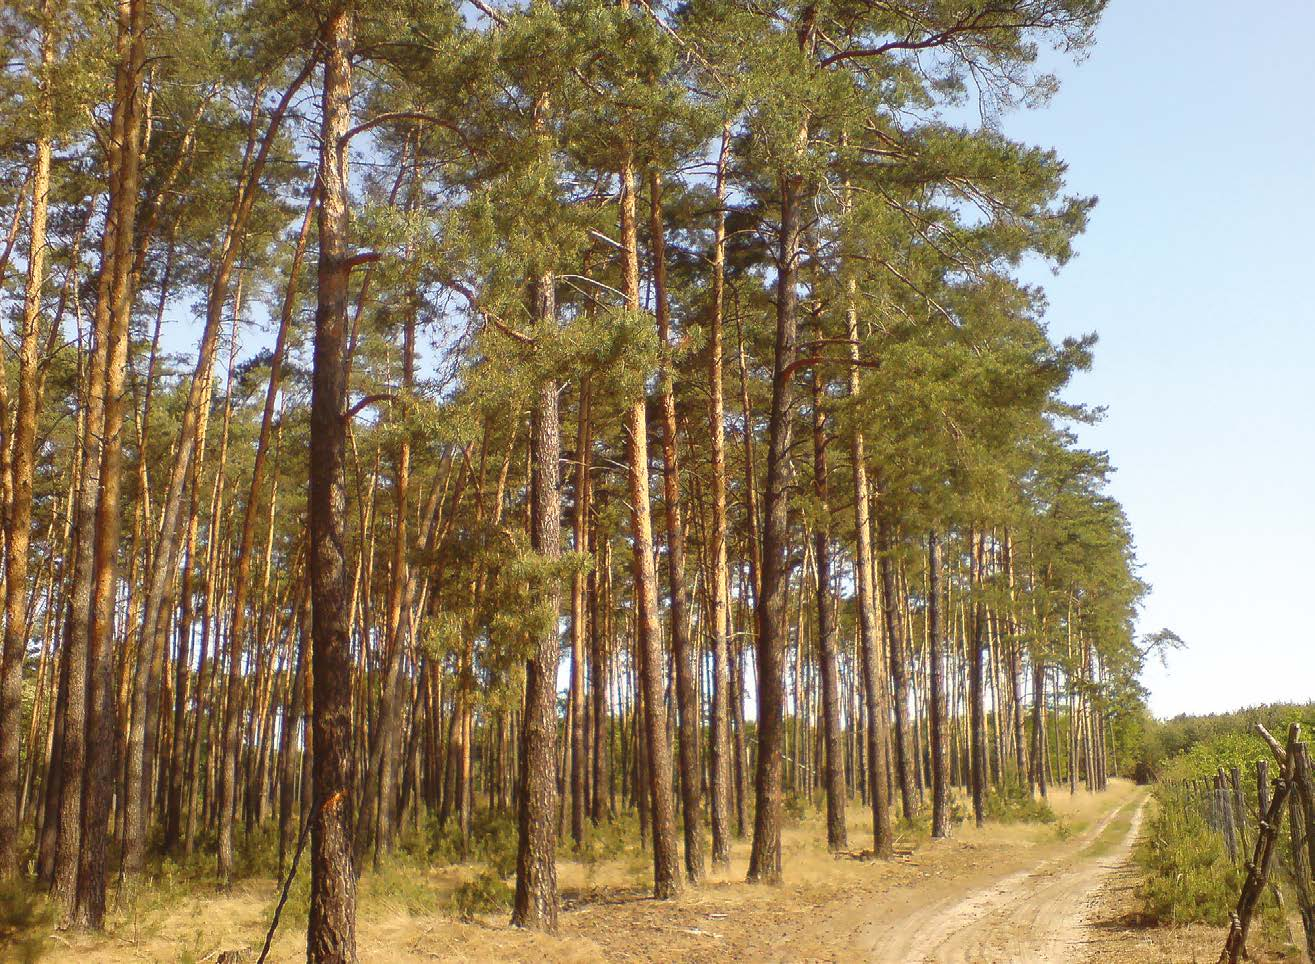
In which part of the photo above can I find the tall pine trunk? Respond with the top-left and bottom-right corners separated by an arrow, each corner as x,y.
969,531 -> 987,828
568,382 -> 591,846
71,0 -> 147,926
0,4 -> 52,874
620,153 -> 681,900
512,272 -> 563,929
705,127 -> 733,868
843,247 -> 892,858
928,530 -> 949,838
748,157 -> 804,885
649,171 -> 704,884
307,4 -> 358,956
877,510 -> 916,822
809,364 -> 846,851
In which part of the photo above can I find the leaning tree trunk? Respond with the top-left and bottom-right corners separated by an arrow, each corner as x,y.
193,71 -> 313,887
373,311 -> 415,861
279,599 -> 310,876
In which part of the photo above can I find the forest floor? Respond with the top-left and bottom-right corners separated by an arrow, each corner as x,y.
42,778 -> 1238,963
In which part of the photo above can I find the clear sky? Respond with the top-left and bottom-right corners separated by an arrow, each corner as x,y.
1003,0 -> 1315,718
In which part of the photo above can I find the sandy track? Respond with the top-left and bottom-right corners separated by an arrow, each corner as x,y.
849,790 -> 1150,963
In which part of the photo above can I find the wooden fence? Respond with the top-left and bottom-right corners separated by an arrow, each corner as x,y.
1166,723 -> 1315,963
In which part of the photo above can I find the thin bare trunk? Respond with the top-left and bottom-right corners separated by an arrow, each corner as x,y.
649,171 -> 704,884
0,3 -> 53,874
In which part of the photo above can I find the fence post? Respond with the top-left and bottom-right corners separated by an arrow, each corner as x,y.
1221,787 -> 1238,862
1295,744 -> 1315,891
1230,765 -> 1249,856
1258,759 -> 1270,816
1221,725 -> 1299,964
1290,743 -> 1315,957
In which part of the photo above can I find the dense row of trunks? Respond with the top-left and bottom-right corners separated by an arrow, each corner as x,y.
0,0 -> 1136,960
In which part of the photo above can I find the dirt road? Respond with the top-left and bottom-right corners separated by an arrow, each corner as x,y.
847,789 -> 1149,963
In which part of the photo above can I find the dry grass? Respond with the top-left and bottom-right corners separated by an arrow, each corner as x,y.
38,779 -> 1205,963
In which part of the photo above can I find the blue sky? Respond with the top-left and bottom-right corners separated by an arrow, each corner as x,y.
1003,0 -> 1315,717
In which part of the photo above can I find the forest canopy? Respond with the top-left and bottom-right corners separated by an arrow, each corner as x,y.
0,0 -> 1163,955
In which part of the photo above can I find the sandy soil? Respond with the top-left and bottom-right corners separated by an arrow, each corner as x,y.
857,789 -> 1150,962
737,780 -> 1158,963
41,778 -> 1239,963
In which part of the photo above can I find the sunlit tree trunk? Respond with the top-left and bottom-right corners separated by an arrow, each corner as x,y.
307,3 -> 358,956
620,149 -> 681,900
512,269 -> 563,929
68,0 -> 147,927
0,2 -> 52,875
809,363 -> 846,851
649,171 -> 704,884
705,127 -> 733,868
748,151 -> 805,884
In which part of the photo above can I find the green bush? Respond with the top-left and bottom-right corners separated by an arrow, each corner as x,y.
983,784 -> 1058,825
783,793 -> 812,826
1135,787 -> 1246,926
234,822 -> 282,880
469,813 -> 518,877
0,879 -> 53,963
576,818 -> 630,868
421,810 -> 518,877
450,871 -> 513,921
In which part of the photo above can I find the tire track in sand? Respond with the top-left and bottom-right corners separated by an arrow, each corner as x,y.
858,790 -> 1149,963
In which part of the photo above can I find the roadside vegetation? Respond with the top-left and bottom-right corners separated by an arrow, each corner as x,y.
1132,702 -> 1315,960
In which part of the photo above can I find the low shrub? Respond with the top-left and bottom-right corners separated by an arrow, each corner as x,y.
450,870 -> 513,921
983,784 -> 1058,825
783,793 -> 812,826
468,813 -> 518,878
576,817 -> 630,869
0,879 -> 53,963
1135,786 -> 1246,926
